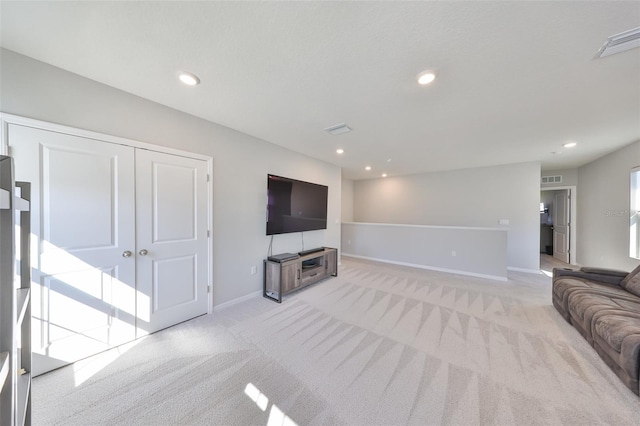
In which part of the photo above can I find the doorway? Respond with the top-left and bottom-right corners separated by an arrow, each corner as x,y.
540,186 -> 577,266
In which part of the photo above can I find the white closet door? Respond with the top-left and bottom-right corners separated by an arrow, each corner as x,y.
8,124 -> 137,375
135,149 -> 209,335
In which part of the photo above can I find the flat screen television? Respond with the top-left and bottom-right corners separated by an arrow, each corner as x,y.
267,174 -> 328,235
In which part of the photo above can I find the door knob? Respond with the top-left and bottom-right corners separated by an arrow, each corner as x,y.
122,250 -> 132,258
139,249 -> 148,256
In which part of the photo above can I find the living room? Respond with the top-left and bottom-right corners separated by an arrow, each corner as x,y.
1,1 -> 639,424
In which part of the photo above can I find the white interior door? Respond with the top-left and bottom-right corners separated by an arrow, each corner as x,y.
553,189 -> 571,263
9,124 -> 137,375
135,149 -> 209,335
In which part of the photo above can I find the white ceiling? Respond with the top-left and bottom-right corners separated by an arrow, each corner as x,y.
1,1 -> 639,180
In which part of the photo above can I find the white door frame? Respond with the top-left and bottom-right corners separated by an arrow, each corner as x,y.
0,113 -> 215,312
541,185 -> 577,265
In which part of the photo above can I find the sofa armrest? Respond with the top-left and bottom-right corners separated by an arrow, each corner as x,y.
580,267 -> 629,277
552,267 -> 626,287
552,267 -> 581,279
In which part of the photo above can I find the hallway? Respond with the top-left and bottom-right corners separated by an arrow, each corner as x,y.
540,253 -> 576,277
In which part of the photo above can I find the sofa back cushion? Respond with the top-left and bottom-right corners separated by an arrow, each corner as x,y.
621,263 -> 640,297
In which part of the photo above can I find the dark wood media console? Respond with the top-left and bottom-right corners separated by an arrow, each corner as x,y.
263,247 -> 338,303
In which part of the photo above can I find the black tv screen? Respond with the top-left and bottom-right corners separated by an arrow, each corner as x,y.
267,174 -> 328,235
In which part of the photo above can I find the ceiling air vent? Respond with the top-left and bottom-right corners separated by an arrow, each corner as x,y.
324,123 -> 352,135
596,26 -> 640,58
541,175 -> 562,184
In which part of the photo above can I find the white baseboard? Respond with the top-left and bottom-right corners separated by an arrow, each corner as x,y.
341,253 -> 508,282
507,266 -> 542,274
213,290 -> 262,311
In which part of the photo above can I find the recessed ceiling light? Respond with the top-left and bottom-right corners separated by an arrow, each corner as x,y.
387,158 -> 392,163
336,149 -> 344,154
563,142 -> 577,148
417,71 -> 437,85
179,72 -> 200,86
382,173 -> 387,178
365,166 -> 371,171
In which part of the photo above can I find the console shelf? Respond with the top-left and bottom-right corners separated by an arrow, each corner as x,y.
263,247 -> 337,303
0,156 -> 32,426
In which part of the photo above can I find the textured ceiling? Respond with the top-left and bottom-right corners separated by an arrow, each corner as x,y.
1,1 -> 639,180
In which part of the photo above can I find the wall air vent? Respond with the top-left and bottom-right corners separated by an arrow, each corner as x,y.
324,123 -> 352,135
596,26 -> 640,58
541,175 -> 562,184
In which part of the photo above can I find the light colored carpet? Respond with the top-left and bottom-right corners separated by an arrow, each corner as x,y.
33,257 -> 640,425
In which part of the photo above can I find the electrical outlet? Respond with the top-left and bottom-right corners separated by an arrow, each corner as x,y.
499,219 -> 510,225
451,250 -> 457,257
348,240 -> 351,245
250,266 -> 257,275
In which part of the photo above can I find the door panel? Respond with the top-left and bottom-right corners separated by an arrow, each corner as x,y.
152,163 -> 197,242
43,147 -> 115,249
135,150 -> 208,335
553,190 -> 570,264
153,255 -> 196,311
9,124 -> 136,375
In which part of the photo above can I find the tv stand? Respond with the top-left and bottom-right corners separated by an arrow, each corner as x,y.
263,247 -> 337,303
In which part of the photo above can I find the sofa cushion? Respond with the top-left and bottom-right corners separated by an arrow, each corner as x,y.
615,298 -> 640,311
594,314 -> 640,353
567,292 -> 640,342
554,277 -> 634,309
553,278 -> 587,299
568,293 -> 613,322
621,263 -> 640,297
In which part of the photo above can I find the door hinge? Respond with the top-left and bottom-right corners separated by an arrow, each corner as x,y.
208,285 -> 211,293
207,174 -> 210,182
207,230 -> 210,238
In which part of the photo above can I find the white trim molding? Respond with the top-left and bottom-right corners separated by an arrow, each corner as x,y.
341,221 -> 507,232
507,266 -> 543,275
213,290 -> 262,311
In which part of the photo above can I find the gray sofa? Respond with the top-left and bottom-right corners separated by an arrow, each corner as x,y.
552,263 -> 640,395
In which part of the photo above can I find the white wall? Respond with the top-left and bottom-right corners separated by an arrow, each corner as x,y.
0,48 -> 342,307
353,162 -> 541,271
341,176 -> 354,222
342,223 -> 508,280
577,140 -> 640,271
